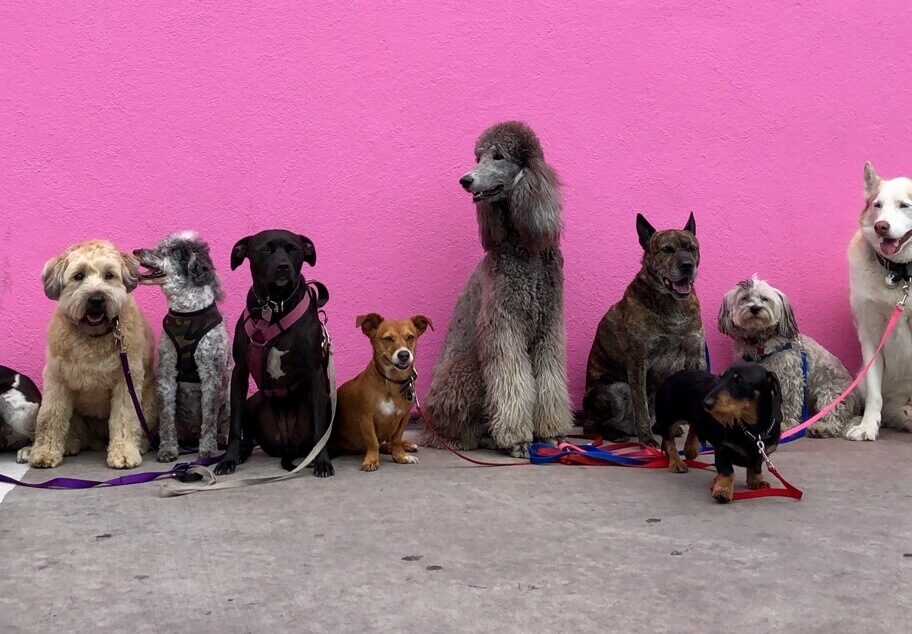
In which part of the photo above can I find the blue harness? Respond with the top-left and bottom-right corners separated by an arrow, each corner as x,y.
742,342 -> 810,422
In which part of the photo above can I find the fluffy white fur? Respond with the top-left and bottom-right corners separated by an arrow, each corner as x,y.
719,275 -> 860,437
28,240 -> 157,469
847,162 -> 912,440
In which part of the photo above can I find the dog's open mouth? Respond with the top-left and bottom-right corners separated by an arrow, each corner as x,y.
83,310 -> 109,327
472,185 -> 505,202
664,278 -> 693,299
138,265 -> 166,282
880,230 -> 912,257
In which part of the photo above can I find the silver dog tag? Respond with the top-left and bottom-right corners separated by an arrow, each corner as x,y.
261,305 -> 273,322
886,274 -> 898,288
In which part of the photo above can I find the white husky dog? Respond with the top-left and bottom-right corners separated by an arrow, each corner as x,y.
847,162 -> 912,440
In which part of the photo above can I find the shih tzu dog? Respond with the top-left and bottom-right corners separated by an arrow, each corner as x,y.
717,275 -> 860,437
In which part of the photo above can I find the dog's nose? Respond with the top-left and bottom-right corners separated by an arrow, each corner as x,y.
703,397 -> 715,411
87,295 -> 105,309
678,261 -> 694,274
397,350 -> 411,362
749,306 -> 762,315
132,249 -> 141,257
276,262 -> 291,273
875,220 -> 891,237
459,175 -> 474,190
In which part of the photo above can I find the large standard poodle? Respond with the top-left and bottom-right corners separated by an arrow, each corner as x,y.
418,121 -> 572,457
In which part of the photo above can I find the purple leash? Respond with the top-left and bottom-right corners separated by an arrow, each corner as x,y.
1,319 -> 217,490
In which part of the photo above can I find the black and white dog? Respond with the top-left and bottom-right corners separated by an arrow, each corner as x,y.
134,232 -> 231,462
215,230 -> 334,477
0,365 -> 41,463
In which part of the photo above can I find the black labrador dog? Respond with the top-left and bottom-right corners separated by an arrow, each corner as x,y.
214,230 -> 334,477
653,362 -> 782,503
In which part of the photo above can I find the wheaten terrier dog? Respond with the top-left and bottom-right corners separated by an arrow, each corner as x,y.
29,240 -> 158,469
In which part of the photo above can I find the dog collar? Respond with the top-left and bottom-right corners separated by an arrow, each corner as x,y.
736,418 -> 777,444
252,276 -> 304,322
374,362 -> 418,402
875,253 -> 912,287
742,341 -> 792,361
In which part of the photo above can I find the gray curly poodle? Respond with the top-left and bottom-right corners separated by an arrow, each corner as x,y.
418,121 -> 572,458
718,275 -> 861,437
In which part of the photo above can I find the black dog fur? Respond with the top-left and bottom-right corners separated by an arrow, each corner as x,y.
214,230 -> 334,477
653,362 -> 782,503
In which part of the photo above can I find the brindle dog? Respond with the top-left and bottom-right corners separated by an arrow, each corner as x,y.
582,213 -> 705,446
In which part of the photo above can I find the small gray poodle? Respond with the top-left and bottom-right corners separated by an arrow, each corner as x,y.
135,231 -> 231,461
418,121 -> 573,458
718,275 -> 860,437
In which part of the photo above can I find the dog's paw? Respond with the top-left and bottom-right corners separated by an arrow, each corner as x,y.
536,436 -> 564,447
603,428 -> 631,443
213,459 -> 237,476
314,459 -> 334,477
64,436 -> 82,456
506,442 -> 531,459
29,446 -> 62,469
402,441 -> 418,453
747,473 -> 771,490
157,446 -> 179,463
711,476 -> 734,503
667,460 -> 689,474
360,456 -> 380,472
807,422 -> 841,438
394,454 -> 419,465
638,434 -> 660,449
107,444 -> 142,469
197,439 -> 218,458
846,416 -> 878,441
16,445 -> 32,464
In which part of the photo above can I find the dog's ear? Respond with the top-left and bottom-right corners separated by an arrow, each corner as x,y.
636,214 -> 656,250
41,255 -> 67,301
509,158 -> 563,253
355,313 -> 384,336
763,371 -> 783,425
717,286 -> 739,338
298,235 -> 317,267
863,161 -> 881,199
187,251 -> 212,287
410,315 -> 434,336
230,237 -> 250,271
120,252 -> 139,293
775,290 -> 799,339
683,212 -> 696,236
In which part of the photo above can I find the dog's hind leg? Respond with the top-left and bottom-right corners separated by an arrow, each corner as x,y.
419,352 -> 486,451
627,362 -> 658,447
28,378 -> 74,468
583,382 -> 634,441
531,302 -> 573,445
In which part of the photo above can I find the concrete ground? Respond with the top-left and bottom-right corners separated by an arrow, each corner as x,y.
1,429 -> 910,634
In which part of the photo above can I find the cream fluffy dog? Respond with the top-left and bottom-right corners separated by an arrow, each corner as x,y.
28,240 -> 157,469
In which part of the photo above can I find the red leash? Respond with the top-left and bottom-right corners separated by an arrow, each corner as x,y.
415,404 -> 530,467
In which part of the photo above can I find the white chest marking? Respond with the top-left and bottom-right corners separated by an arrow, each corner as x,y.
266,348 -> 287,380
378,399 -> 398,417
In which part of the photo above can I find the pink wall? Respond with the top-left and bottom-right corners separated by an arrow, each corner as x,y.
3,2 -> 911,406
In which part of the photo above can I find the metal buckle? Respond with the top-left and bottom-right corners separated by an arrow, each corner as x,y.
900,281 -> 910,308
113,320 -> 127,354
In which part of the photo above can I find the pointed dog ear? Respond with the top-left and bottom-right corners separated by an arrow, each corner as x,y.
764,371 -> 783,425
683,212 -> 696,235
120,252 -> 139,293
863,161 -> 881,199
410,315 -> 434,336
41,254 -> 67,300
298,235 -> 316,267
636,214 -> 656,250
355,313 -> 384,336
230,236 -> 250,271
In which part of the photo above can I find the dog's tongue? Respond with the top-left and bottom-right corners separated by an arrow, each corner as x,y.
673,280 -> 692,295
881,239 -> 900,256
87,314 -> 104,325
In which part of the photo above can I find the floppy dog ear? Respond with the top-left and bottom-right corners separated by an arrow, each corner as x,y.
683,212 -> 696,236
298,235 -> 317,267
509,157 -> 563,252
717,286 -> 739,338
230,237 -> 250,271
763,371 -> 783,425
355,313 -> 384,337
41,255 -> 67,301
120,252 -> 139,293
775,290 -> 799,339
863,162 -> 881,199
636,214 -> 656,250
410,315 -> 434,336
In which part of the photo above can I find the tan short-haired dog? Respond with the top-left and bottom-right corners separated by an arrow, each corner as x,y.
28,240 -> 157,469
332,313 -> 432,471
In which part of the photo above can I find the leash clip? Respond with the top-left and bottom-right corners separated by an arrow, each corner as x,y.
756,439 -> 774,468
899,282 -> 910,308
113,320 -> 127,354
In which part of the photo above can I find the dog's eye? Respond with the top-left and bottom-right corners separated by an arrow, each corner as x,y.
105,272 -> 115,281
383,337 -> 394,343
259,246 -> 271,254
873,201 -> 883,208
287,245 -> 298,253
687,245 -> 697,252
73,273 -> 84,281
661,246 -> 675,254
901,202 -> 911,209
407,335 -> 416,342
493,152 -> 504,161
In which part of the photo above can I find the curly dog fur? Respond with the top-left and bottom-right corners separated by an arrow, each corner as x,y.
718,275 -> 860,437
29,240 -> 157,469
418,121 -> 572,458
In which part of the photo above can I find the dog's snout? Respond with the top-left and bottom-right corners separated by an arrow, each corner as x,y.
276,262 -> 291,273
132,249 -> 142,257
875,220 -> 891,237
397,350 -> 411,362
459,174 -> 474,190
678,260 -> 694,274
703,397 -> 715,411
87,295 -> 106,309
749,305 -> 762,315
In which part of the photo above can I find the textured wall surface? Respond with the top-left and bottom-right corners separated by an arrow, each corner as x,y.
2,1 -> 911,405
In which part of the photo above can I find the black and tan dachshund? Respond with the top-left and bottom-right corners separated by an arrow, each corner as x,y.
653,362 -> 783,503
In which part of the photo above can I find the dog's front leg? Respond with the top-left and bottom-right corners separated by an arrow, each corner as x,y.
389,415 -> 419,465
196,355 -> 224,459
108,360 -> 147,469
847,310 -> 886,441
155,342 -> 180,462
309,370 -> 334,478
627,361 -> 656,447
214,352 -> 249,475
29,372 -> 74,468
531,296 -> 572,445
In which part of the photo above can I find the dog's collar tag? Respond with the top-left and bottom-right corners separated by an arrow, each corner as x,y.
260,304 -> 273,322
886,273 -> 899,288
756,346 -> 765,356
